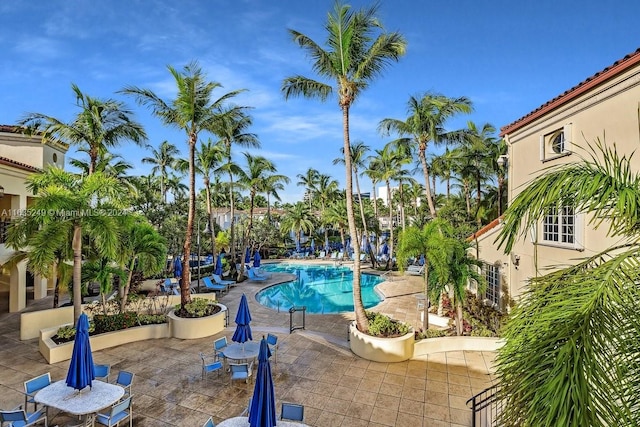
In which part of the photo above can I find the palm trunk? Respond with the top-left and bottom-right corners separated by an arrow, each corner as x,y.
204,176 -> 216,261
386,180 -> 394,270
228,167 -> 236,263
341,106 -> 366,332
497,175 -> 505,216
456,300 -> 464,336
72,224 -> 82,325
418,145 -> 437,217
120,259 -> 136,312
423,257 -> 429,330
399,180 -> 406,231
354,169 -> 369,246
52,260 -> 59,308
181,135 -> 196,309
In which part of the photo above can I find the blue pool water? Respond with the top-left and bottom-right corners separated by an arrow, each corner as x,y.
255,263 -> 384,314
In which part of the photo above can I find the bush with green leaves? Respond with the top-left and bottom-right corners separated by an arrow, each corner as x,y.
415,329 -> 447,340
137,314 -> 167,325
93,312 -> 138,334
365,311 -> 410,337
174,298 -> 221,318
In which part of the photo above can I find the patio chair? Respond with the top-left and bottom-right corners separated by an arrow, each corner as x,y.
115,370 -> 135,397
199,352 -> 223,380
280,402 -> 304,421
95,395 -> 132,427
23,372 -> 50,412
213,336 -> 228,358
329,251 -> 338,260
229,362 -> 253,384
202,417 -> 216,427
337,251 -> 344,260
0,405 -> 48,427
212,274 -> 235,287
266,333 -> 278,364
202,277 -> 228,294
246,268 -> 267,282
252,268 -> 272,279
163,278 -> 180,295
94,364 -> 111,382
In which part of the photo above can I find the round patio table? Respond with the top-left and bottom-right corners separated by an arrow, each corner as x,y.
223,341 -> 260,362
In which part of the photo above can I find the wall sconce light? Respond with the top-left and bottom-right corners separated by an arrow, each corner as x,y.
0,185 -> 4,199
497,155 -> 509,168
511,253 -> 520,269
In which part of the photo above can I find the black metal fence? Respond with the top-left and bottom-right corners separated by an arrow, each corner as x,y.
466,384 -> 502,427
0,219 -> 9,244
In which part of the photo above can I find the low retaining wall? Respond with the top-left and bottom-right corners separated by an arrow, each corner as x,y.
413,336 -> 505,357
169,304 -> 228,339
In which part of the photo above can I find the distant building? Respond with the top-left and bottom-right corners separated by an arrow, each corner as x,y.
0,125 -> 68,312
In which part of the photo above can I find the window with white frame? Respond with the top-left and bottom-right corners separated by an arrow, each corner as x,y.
543,206 -> 575,245
482,263 -> 500,308
540,124 -> 572,161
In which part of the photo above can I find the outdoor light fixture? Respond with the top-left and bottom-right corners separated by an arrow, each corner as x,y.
0,185 -> 4,199
497,155 -> 509,168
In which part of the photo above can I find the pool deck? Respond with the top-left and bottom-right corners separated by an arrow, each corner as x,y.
0,259 -> 496,426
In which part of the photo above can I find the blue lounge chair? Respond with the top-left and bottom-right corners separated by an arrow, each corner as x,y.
246,268 -> 267,281
212,274 -> 235,287
229,362 -> 253,384
0,405 -> 48,427
202,277 -> 228,294
95,396 -> 132,427
281,402 -> 304,421
163,278 -> 179,295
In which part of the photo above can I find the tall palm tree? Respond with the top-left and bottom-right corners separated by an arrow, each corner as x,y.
262,174 -> 290,220
282,2 -> 406,332
142,140 -> 180,203
6,168 -> 123,324
324,198 -> 349,254
379,93 -> 472,218
334,141 -> 372,251
495,141 -> 640,426
212,111 -> 259,263
20,83 -> 147,175
297,168 -> 320,208
122,61 -> 244,311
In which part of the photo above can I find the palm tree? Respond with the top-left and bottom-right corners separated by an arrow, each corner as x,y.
122,61 -> 244,311
379,93 -> 472,218
118,218 -> 167,312
495,141 -> 640,426
334,141 -> 372,251
142,140 -> 180,203
6,168 -> 123,324
297,168 -> 319,208
324,199 -> 349,254
262,174 -> 290,220
212,111 -> 259,263
20,83 -> 147,175
283,2 -> 406,332
280,203 -> 315,252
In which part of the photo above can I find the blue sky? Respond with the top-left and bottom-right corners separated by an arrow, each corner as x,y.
1,0 -> 639,203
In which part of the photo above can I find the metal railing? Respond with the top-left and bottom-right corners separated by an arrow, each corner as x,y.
0,219 -> 10,244
466,384 -> 502,427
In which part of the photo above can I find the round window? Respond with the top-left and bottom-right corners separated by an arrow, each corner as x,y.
52,153 -> 58,163
551,131 -> 564,154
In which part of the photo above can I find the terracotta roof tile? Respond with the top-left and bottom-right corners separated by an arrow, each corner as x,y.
500,48 -> 640,136
467,215 -> 503,241
0,156 -> 40,172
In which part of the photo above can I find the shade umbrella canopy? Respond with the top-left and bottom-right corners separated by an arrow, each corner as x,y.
419,254 -> 425,266
245,248 -> 251,264
215,254 -> 224,276
361,235 -> 369,252
173,256 -> 183,279
381,242 -> 389,255
253,251 -> 261,268
324,236 -> 330,252
310,239 -> 315,253
249,337 -> 276,427
232,294 -> 253,343
295,238 -> 301,253
65,313 -> 95,391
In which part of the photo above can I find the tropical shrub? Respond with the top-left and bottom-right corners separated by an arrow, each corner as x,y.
365,311 -> 410,337
174,298 -> 221,318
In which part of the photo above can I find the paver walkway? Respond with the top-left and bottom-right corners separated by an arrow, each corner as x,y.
0,261 -> 497,426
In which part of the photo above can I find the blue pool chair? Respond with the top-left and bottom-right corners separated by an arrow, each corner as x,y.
202,277 -> 228,294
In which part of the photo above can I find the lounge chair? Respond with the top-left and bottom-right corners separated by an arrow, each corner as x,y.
162,278 -> 180,295
318,250 -> 326,258
267,333 -> 278,364
406,265 -> 424,276
212,274 -> 235,287
202,277 -> 228,294
252,267 -> 272,279
329,251 -> 338,260
246,268 -> 267,281
337,252 -> 344,260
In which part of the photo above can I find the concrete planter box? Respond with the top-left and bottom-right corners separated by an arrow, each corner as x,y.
349,321 -> 415,363
168,304 -> 227,340
40,323 -> 170,364
413,336 -> 505,357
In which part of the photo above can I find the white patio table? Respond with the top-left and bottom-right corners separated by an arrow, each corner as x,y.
35,379 -> 125,426
218,416 -> 308,427
223,341 -> 260,363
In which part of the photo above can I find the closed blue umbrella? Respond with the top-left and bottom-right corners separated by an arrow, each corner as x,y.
295,238 -> 301,253
310,239 -> 315,253
381,242 -> 389,255
66,313 -> 95,391
174,256 -> 183,279
324,236 -> 330,252
215,254 -> 224,276
232,294 -> 252,344
253,251 -> 261,268
419,254 -> 425,266
245,248 -> 251,264
249,337 -> 276,427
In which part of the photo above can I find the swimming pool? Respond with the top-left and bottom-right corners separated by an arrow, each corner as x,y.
255,263 -> 384,314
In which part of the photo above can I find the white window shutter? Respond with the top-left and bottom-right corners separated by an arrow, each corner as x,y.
563,123 -> 572,152
539,135 -> 545,161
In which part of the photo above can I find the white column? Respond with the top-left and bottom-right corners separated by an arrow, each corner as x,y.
9,260 -> 26,312
33,273 -> 48,300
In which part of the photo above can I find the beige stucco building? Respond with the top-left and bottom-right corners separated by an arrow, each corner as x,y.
0,125 -> 68,312
474,48 -> 640,308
